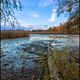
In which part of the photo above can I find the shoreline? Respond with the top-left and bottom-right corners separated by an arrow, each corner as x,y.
0,30 -> 79,40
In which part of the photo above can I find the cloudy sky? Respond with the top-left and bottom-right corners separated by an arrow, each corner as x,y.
2,0 -> 69,30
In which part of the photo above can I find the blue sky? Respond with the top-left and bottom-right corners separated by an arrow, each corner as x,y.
2,0 -> 69,30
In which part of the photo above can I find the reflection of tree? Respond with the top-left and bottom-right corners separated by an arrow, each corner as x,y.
1,55 -> 16,80
33,54 -> 50,80
32,43 -> 60,80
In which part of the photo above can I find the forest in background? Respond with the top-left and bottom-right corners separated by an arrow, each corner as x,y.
31,16 -> 79,34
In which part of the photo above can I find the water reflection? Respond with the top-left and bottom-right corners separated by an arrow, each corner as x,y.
1,34 -> 79,80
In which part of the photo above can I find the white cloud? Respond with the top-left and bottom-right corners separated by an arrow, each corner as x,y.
27,25 -> 48,30
52,8 -> 56,12
32,13 -> 40,18
18,20 -> 47,30
48,9 -> 57,22
18,20 -> 30,28
39,0 -> 53,7
48,13 -> 56,22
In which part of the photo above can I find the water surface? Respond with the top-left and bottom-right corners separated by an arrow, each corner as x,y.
1,34 -> 79,68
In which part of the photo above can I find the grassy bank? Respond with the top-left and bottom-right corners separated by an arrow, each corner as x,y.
0,30 -> 29,39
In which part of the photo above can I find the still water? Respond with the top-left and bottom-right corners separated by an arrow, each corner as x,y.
1,34 -> 79,68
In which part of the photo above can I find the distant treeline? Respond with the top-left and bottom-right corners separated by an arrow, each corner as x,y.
31,17 -> 79,34
0,30 -> 29,39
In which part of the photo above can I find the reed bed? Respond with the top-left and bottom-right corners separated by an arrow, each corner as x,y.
0,30 -> 29,39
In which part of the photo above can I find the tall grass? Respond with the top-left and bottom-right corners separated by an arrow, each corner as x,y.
35,47 -> 79,80
0,30 -> 29,39
52,48 -> 79,80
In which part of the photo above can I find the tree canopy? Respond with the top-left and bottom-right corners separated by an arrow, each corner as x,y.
55,0 -> 79,18
54,0 -> 79,32
1,0 -> 79,29
0,0 -> 22,27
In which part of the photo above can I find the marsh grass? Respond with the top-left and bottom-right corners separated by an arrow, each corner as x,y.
53,48 -> 79,80
0,30 -> 29,39
35,47 -> 79,80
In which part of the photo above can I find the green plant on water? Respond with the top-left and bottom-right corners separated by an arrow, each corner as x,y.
53,48 -> 79,80
35,47 -> 79,80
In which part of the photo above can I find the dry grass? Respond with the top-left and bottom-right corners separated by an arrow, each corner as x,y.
0,30 -> 29,39
53,48 -> 79,80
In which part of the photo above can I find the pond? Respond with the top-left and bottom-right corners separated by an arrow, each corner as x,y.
1,34 -> 79,80
1,34 -> 79,68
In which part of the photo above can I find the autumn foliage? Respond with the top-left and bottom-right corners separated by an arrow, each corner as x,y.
47,17 -> 79,34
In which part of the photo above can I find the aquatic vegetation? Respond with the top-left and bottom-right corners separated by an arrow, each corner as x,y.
1,47 -> 79,80
53,48 -> 79,80
48,36 -> 65,39
1,34 -> 79,80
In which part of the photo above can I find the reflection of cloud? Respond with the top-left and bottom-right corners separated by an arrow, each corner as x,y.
39,0 -> 53,7
32,13 -> 40,18
48,9 -> 57,22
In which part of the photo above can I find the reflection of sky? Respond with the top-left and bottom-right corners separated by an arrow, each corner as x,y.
1,34 -> 79,55
1,34 -> 79,68
30,34 -> 79,48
